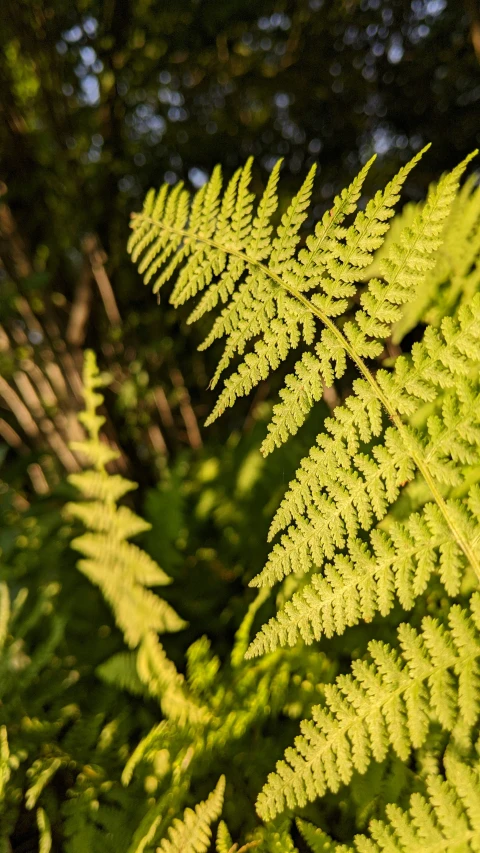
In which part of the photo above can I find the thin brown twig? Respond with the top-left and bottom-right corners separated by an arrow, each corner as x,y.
0,186 -> 33,279
170,367 -> 203,450
0,375 -> 39,437
154,385 -> 175,429
82,233 -> 121,327
0,418 -> 25,450
66,254 -> 93,346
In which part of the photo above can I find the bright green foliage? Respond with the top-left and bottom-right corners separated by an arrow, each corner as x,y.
256,595 -> 480,820
298,755 -> 480,852
129,153 -> 480,602
216,820 -> 234,853
156,776 -> 225,853
66,351 -> 209,729
18,350 -> 328,853
128,149 -> 480,845
66,351 -> 185,648
128,148 -> 473,450
36,808 -> 52,853
378,175 -> 480,344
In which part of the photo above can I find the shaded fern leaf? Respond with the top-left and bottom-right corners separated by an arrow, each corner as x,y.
297,818 -> 338,853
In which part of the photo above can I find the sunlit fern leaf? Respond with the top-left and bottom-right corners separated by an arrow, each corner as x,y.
37,808 -> 52,853
129,153 -> 480,833
129,146 -> 436,441
215,820 -> 233,853
156,775 -> 225,853
389,174 -> 480,343
298,755 -> 480,853
250,296 -> 480,603
136,631 -> 209,726
0,583 -> 9,653
66,351 -> 186,648
255,594 -> 480,821
68,469 -> 137,503
0,725 -> 10,801
129,153 -> 480,597
25,757 -> 63,811
246,486 -> 480,657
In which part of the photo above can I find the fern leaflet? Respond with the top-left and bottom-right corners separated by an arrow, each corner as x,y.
297,755 -> 480,852
156,776 -> 225,853
256,594 -> 480,820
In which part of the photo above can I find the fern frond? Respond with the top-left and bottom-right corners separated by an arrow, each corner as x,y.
68,469 -> 137,502
67,351 -> 185,648
298,756 -> 480,852
256,594 -> 480,820
0,583 -> 9,652
247,484 -> 480,657
129,151 -> 480,587
0,726 -> 10,800
251,820 -> 299,852
250,295 -> 480,604
156,776 -> 225,853
128,148 -> 425,435
231,588 -> 270,668
25,757 -> 63,810
390,174 -> 480,343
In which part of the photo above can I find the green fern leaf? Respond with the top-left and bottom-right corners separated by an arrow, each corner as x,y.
216,820 -> 234,853
0,726 -> 10,800
37,808 -> 52,853
296,819 -> 340,853
137,632 -> 209,726
305,756 -> 480,852
96,651 -> 146,696
67,351 -> 186,648
25,757 -> 63,811
256,594 -> 480,820
157,776 -> 225,853
247,485 -> 480,657
249,296 -> 480,611
0,583 -> 9,653
130,151 -> 480,590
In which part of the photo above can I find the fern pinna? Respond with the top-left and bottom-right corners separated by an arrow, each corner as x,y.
129,149 -> 480,847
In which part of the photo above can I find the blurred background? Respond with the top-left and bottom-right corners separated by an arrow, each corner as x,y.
1,0 -> 480,490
